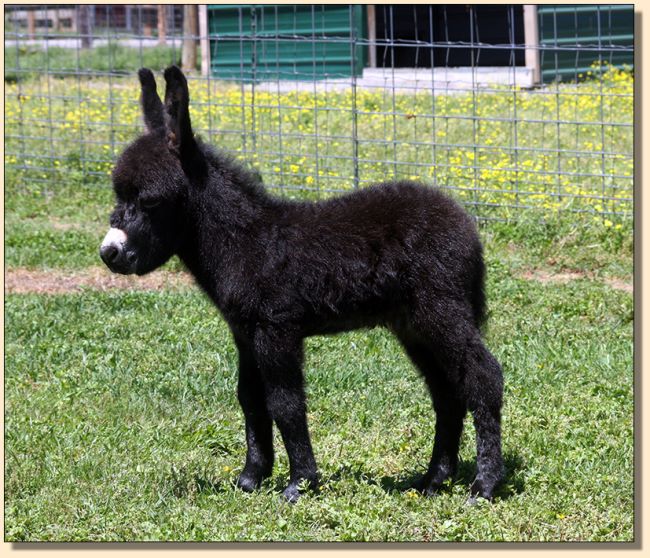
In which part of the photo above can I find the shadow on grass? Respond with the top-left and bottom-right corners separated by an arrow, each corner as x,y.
177,452 -> 524,502
170,475 -> 232,498
325,451 -> 525,502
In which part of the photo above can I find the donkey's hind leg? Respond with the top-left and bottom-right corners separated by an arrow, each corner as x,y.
397,333 -> 468,494
398,301 -> 504,500
463,335 -> 504,501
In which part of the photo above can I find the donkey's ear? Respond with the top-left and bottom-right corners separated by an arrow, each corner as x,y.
138,68 -> 164,133
163,65 -> 196,157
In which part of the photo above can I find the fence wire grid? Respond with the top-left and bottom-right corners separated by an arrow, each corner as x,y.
4,4 -> 634,222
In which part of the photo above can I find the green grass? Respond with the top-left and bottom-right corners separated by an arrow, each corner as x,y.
4,43 -> 193,82
4,190 -> 634,541
4,268 -> 633,541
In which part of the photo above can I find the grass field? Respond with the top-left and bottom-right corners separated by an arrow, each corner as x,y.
4,68 -> 634,541
4,183 -> 634,542
4,43 -> 192,83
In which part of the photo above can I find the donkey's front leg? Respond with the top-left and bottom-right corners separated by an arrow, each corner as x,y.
235,335 -> 274,492
254,329 -> 318,502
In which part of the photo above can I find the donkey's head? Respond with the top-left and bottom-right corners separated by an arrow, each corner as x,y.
100,66 -> 205,275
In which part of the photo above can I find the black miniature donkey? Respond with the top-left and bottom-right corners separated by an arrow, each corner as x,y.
100,66 -> 504,503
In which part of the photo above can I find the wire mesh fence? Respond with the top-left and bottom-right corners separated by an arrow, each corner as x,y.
4,4 -> 634,222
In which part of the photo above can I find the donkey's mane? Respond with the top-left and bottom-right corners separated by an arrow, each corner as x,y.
198,138 -> 267,200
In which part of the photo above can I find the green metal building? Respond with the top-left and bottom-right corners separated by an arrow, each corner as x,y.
537,4 -> 634,82
206,4 -> 633,84
207,5 -> 366,81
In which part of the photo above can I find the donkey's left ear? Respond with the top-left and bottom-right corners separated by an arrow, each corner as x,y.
163,65 -> 197,158
138,68 -> 164,133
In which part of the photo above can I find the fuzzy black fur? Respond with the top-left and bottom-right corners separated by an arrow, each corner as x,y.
100,66 -> 504,503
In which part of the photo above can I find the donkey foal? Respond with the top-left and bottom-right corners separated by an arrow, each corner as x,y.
100,66 -> 504,503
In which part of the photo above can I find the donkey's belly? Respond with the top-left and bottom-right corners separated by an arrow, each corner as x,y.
302,300 -> 403,337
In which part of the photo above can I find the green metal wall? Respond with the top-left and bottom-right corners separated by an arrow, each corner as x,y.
207,5 -> 366,81
207,4 -> 633,83
538,4 -> 634,83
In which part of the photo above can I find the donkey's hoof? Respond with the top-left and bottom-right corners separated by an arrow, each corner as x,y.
282,484 -> 301,504
282,476 -> 319,503
465,495 -> 479,506
469,478 -> 496,502
236,473 -> 263,493
411,474 -> 447,497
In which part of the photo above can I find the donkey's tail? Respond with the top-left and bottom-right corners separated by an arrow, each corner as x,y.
471,245 -> 488,330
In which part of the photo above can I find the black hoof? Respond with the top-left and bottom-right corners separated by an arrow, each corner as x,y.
469,478 -> 496,501
236,470 -> 268,492
281,476 -> 319,503
411,474 -> 448,497
282,484 -> 301,504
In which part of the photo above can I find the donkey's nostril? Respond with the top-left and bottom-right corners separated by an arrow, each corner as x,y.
100,244 -> 119,265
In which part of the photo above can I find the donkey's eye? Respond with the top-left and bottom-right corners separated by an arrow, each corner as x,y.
141,198 -> 161,210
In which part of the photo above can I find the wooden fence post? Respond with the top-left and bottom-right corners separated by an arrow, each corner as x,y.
523,4 -> 541,86
78,5 -> 92,49
158,5 -> 167,45
182,5 -> 198,72
199,5 -> 210,77
27,10 -> 35,39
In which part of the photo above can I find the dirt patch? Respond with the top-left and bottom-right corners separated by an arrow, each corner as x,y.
519,269 -> 589,284
604,277 -> 634,294
4,267 -> 196,295
520,269 -> 632,293
5,266 -> 633,295
8,215 -> 95,232
49,219 -> 83,231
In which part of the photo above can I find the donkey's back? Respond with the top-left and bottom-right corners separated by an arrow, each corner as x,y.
256,179 -> 485,335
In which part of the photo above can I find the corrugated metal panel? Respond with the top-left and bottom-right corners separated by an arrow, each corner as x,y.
208,5 -> 366,81
538,4 -> 634,83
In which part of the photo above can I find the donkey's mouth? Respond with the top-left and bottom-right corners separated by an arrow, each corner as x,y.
106,263 -> 137,275
100,227 -> 138,274
99,245 -> 137,275
102,260 -> 137,276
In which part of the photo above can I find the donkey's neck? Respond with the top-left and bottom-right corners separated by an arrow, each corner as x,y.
175,155 -> 279,308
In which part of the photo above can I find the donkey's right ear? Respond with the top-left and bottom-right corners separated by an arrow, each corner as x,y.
138,68 -> 165,133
